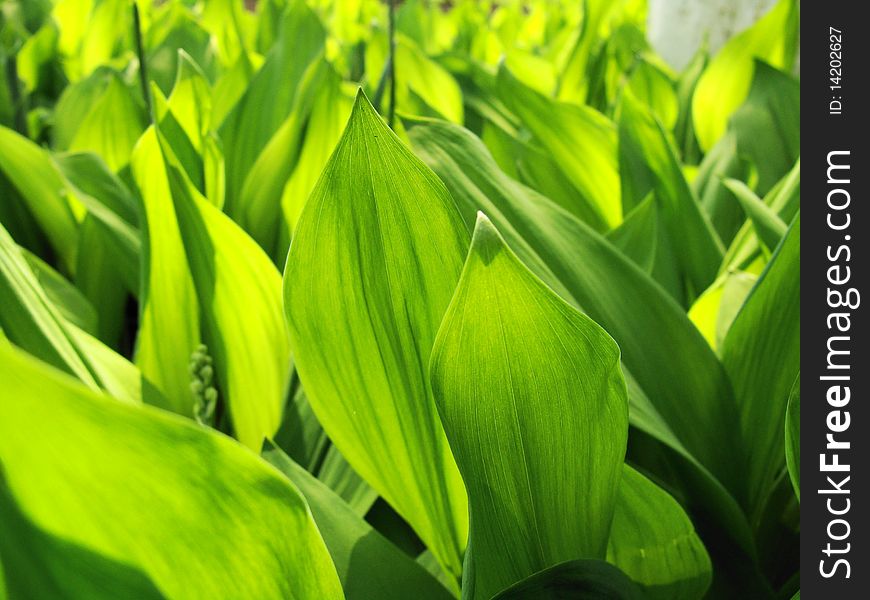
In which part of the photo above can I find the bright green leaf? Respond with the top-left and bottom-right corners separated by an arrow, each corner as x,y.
0,125 -> 80,272
67,71 -> 146,172
498,65 -> 622,229
729,61 -> 800,195
691,0 -> 798,150
723,179 -> 787,252
284,91 -> 468,579
219,0 -> 325,215
0,475 -> 164,600
131,127 -> 201,416
159,133 -> 291,450
409,120 -> 741,494
618,91 -> 723,303
430,213 -> 628,599
606,193 -> 658,274
0,343 -> 345,600
21,247 -> 97,335
263,442 -> 455,600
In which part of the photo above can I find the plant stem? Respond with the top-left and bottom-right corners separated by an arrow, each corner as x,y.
387,0 -> 397,129
132,2 -> 152,121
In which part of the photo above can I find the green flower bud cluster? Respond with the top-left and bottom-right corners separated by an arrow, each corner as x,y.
189,344 -> 218,426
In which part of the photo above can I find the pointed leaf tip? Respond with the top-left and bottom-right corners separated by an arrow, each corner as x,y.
351,88 -> 377,118
470,211 -> 506,265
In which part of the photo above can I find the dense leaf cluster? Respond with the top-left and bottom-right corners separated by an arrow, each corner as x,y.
0,1 -> 799,599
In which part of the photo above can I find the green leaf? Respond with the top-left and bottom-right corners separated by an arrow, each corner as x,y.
219,0 -> 325,215
199,0 -> 251,68
0,475 -> 164,600
625,57 -> 678,131
397,36 -> 464,123
692,132 -> 749,245
144,6 -> 217,96
0,219 -> 155,406
785,373 -> 800,501
52,152 -> 141,295
408,120 -> 741,493
66,71 -> 146,172
608,466 -> 712,600
152,82 -> 205,196
0,125 -> 80,272
691,0 -> 798,150
729,61 -> 800,196
58,0 -> 129,80
73,215 -> 134,346
280,68 -> 354,240
688,270 -> 757,352
720,159 -> 800,276
722,213 -> 800,521
673,45 -> 708,164
491,559 -> 644,600
618,91 -> 723,303
284,91 -> 468,579
430,213 -> 628,599
0,343 -> 345,600
131,127 -> 201,417
0,219 -> 97,387
317,445 -> 379,517
52,152 -> 139,231
159,133 -> 292,450
606,194 -> 658,274
167,50 -> 212,152
209,50 -> 261,131
263,442 -> 455,600
557,0 -> 621,104
274,379 -> 330,472
722,179 -> 787,253
52,67 -> 114,151
479,119 -> 609,232
21,247 -> 98,336
497,66 -> 621,229
236,55 -> 330,255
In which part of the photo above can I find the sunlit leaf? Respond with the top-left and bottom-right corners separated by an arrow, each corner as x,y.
0,475 -> 163,600
498,66 -> 622,229
284,92 -> 468,579
618,91 -> 722,303
219,0 -> 325,215
21,247 -> 97,336
131,127 -> 201,416
430,213 -> 628,599
723,179 -> 787,253
729,61 -> 800,195
161,133 -> 291,449
264,442 -> 455,600
691,0 -> 798,150
409,120 -> 742,494
236,55 -> 330,254
0,126 -> 80,272
0,343 -> 345,600
66,71 -> 146,172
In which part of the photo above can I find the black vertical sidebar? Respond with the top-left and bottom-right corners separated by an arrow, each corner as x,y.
802,2 -> 868,597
